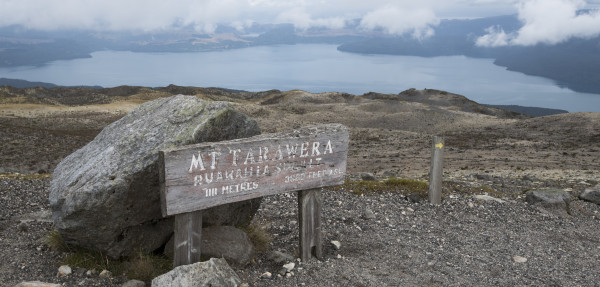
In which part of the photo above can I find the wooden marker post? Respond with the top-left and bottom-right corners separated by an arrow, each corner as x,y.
159,124 -> 348,266
429,136 -> 444,204
298,189 -> 323,261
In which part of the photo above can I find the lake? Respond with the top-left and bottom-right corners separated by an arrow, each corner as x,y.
1,44 -> 599,112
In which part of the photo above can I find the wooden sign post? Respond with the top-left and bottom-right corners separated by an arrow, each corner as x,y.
159,124 -> 349,266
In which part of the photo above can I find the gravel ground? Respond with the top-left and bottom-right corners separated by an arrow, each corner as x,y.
1,88 -> 599,286
1,175 -> 599,287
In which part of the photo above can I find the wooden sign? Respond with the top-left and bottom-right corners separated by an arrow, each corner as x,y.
159,123 -> 349,217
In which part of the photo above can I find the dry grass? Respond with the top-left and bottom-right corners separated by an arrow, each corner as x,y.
337,178 -> 429,196
240,223 -> 272,252
46,230 -> 171,283
126,251 -> 172,283
0,173 -> 52,179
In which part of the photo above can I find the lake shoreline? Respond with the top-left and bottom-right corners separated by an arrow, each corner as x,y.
1,44 -> 599,112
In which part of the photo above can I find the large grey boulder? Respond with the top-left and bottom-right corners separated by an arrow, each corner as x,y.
151,258 -> 241,287
49,95 -> 261,258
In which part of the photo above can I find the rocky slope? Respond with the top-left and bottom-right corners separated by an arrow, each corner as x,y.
1,86 -> 599,286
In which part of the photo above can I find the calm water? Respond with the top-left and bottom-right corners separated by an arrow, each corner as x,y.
1,44 -> 599,112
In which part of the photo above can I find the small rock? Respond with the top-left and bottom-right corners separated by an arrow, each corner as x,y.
260,271 -> 272,279
15,281 -> 61,287
74,267 -> 87,276
99,269 -> 112,278
407,192 -> 425,203
17,222 -> 28,232
331,240 -> 342,250
363,209 -> 376,220
337,254 -> 342,259
57,265 -> 72,277
360,173 -> 377,181
579,186 -> 600,204
513,256 -> 528,263
526,189 -> 571,216
475,174 -> 492,180
268,251 -> 295,264
240,284 -> 249,287
382,171 -> 396,177
85,269 -> 98,277
152,258 -> 240,286
278,268 -> 287,276
283,262 -> 295,272
122,279 -> 145,287
474,194 -> 506,203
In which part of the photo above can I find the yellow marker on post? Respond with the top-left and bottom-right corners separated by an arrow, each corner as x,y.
435,142 -> 444,149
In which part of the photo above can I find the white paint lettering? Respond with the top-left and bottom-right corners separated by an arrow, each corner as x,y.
300,142 -> 309,158
324,140 -> 333,154
275,145 -> 284,160
189,153 -> 206,173
286,144 -> 298,158
194,175 -> 202,186
225,169 -> 234,180
209,151 -> 221,170
204,172 -> 213,184
244,148 -> 256,165
312,141 -> 321,156
230,149 -> 241,166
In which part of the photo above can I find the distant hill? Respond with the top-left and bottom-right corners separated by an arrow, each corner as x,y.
0,78 -> 57,88
0,78 -> 102,89
484,104 -> 568,117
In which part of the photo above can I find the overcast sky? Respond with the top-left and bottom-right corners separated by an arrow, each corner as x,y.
1,0 -> 600,46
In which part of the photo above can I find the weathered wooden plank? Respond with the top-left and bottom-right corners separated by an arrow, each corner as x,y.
160,124 -> 349,216
173,211 -> 203,267
298,189 -> 323,261
429,136 -> 444,204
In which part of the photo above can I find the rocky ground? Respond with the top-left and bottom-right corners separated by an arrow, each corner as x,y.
1,86 -> 599,286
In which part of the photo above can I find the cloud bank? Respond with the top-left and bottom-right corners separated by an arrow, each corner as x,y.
0,0 -> 513,37
359,6 -> 440,39
2,0 -> 598,43
477,0 -> 600,46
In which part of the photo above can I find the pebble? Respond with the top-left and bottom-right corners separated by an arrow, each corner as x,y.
17,222 -> 28,232
57,265 -> 72,277
283,262 -> 295,272
474,194 -> 506,203
260,271 -> 272,279
331,240 -> 342,250
98,269 -> 112,278
363,208 -> 376,220
513,256 -> 528,263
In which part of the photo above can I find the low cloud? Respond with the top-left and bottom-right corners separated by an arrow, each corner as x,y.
276,8 -> 346,30
359,6 -> 440,39
0,0 -> 248,33
477,0 -> 600,47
